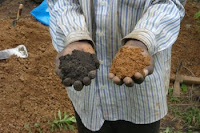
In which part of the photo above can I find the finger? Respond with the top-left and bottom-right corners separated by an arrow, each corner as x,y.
108,73 -> 115,79
145,57 -> 155,76
83,46 -> 95,54
83,77 -> 91,86
123,77 -> 134,87
133,72 -> 144,84
143,69 -> 149,77
112,76 -> 123,85
55,55 -> 63,78
73,81 -> 83,91
62,78 -> 72,87
60,48 -> 73,55
88,70 -> 96,79
55,66 -> 64,79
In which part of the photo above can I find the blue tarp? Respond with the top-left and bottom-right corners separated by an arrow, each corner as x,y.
31,0 -> 50,26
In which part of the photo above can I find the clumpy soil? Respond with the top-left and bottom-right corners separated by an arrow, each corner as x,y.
59,50 -> 99,81
171,1 -> 200,77
0,18 -> 74,133
110,47 -> 150,78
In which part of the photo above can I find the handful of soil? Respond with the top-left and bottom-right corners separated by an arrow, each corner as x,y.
59,50 -> 100,82
110,47 -> 150,79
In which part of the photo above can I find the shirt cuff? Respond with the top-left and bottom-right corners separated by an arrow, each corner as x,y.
122,29 -> 156,55
64,31 -> 95,47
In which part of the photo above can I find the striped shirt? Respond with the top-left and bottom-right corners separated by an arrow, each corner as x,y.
47,0 -> 186,131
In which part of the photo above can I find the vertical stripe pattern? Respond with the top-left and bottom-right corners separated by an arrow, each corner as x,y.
47,0 -> 186,131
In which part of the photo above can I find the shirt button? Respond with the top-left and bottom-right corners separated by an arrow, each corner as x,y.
100,1 -> 105,6
99,60 -> 104,64
98,32 -> 103,37
102,85 -> 106,89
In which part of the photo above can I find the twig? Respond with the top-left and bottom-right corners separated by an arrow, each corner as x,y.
183,66 -> 195,102
170,104 -> 200,106
183,66 -> 195,77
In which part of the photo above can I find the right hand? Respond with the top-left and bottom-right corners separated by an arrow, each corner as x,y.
55,41 -> 97,91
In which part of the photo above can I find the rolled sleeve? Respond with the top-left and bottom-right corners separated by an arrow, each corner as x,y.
122,0 -> 186,55
47,0 -> 94,52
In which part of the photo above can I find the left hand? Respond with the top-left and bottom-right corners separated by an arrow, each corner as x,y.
108,40 -> 154,87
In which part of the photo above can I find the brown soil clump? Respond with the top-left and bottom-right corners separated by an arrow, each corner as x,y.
110,47 -> 150,78
59,50 -> 100,81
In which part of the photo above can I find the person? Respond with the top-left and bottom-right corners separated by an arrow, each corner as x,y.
47,0 -> 186,133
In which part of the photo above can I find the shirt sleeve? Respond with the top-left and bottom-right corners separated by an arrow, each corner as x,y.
122,0 -> 186,55
46,0 -> 94,52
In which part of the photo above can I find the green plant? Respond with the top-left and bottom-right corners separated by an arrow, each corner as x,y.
24,110 -> 76,132
168,87 -> 173,95
24,122 -> 42,133
194,11 -> 200,19
164,127 -> 173,133
187,130 -> 193,133
170,97 -> 180,103
170,106 -> 200,129
34,122 -> 42,133
182,107 -> 200,128
50,110 -> 76,132
24,124 -> 32,133
194,11 -> 200,32
180,83 -> 188,93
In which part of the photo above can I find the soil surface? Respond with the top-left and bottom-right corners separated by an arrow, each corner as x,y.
59,50 -> 99,81
0,0 -> 199,132
0,3 -> 74,132
171,1 -> 200,77
110,47 -> 150,78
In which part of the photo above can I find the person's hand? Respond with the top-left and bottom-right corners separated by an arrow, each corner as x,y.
55,41 -> 97,91
108,40 -> 154,87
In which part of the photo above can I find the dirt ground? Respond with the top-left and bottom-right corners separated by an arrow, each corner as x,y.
0,0 -> 199,133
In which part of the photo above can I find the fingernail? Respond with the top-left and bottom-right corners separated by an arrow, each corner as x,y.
143,69 -> 148,77
108,73 -> 115,79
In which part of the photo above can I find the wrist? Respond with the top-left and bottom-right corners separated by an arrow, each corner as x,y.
124,39 -> 148,50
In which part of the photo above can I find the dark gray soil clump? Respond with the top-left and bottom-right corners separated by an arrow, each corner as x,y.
59,50 -> 99,81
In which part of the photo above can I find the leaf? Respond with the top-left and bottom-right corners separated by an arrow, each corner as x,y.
170,97 -> 180,102
67,123 -> 74,130
54,114 -> 57,120
51,124 -> 55,132
164,127 -> 171,133
68,116 -> 76,123
187,130 -> 193,133
194,11 -> 200,19
168,87 -> 173,95
24,124 -> 30,129
63,124 -> 67,130
34,123 -> 40,128
58,110 -> 62,120
181,83 -> 188,92
63,113 -> 69,120
38,128 -> 43,133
